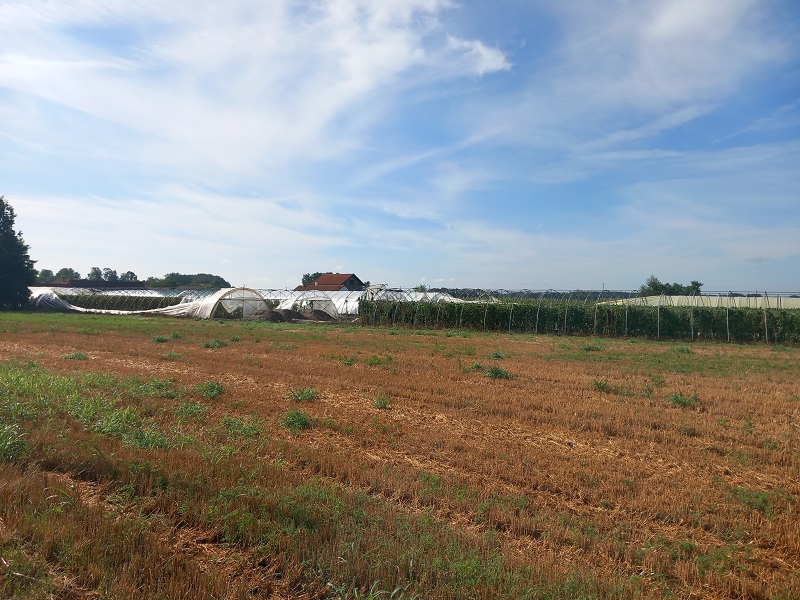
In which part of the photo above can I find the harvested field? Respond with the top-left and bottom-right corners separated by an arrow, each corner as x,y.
0,312 -> 798,599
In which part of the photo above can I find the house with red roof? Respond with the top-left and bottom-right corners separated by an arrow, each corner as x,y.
293,273 -> 365,292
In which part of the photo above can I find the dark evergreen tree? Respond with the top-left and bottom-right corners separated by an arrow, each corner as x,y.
0,196 -> 37,309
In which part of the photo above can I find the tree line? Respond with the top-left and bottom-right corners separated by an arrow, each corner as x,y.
35,266 -> 231,289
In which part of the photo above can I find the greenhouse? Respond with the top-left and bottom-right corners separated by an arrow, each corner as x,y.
27,285 -> 465,320
25,285 -> 800,343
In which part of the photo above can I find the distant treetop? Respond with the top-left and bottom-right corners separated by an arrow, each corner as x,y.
639,275 -> 703,297
147,272 -> 232,288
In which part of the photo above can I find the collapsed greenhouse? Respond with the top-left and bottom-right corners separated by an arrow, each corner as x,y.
27,286 -> 463,320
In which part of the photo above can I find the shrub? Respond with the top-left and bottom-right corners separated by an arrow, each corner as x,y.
61,352 -> 88,360
152,335 -> 168,343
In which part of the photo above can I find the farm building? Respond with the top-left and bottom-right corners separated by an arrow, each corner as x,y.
293,273 -> 366,292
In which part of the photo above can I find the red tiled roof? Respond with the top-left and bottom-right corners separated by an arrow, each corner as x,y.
293,284 -> 349,291
293,273 -> 364,291
313,273 -> 357,286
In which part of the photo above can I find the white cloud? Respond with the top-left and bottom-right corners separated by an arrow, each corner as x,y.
445,36 -> 511,75
474,0 -> 785,154
0,0 -> 510,183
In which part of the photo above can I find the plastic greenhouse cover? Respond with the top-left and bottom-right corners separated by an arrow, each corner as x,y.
29,287 -> 467,319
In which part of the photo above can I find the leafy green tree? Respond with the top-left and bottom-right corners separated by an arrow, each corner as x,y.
686,280 -> 703,295
87,267 -> 103,281
147,272 -> 231,288
55,267 -> 81,279
119,271 -> 138,282
0,196 -> 37,309
37,269 -> 55,283
102,268 -> 118,282
639,275 -> 703,296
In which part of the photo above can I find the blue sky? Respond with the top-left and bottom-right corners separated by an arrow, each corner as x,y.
2,0 -> 799,291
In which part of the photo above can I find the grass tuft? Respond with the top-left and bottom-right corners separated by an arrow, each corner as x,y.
593,379 -> 612,393
372,392 -> 391,410
201,338 -> 227,349
61,352 -> 88,360
222,416 -> 261,439
0,423 -> 26,461
364,354 -> 392,366
287,387 -> 318,402
669,391 -> 700,409
282,410 -> 312,433
484,365 -> 511,379
175,401 -> 207,419
194,380 -> 224,399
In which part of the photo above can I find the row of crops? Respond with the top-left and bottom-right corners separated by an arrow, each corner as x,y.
358,299 -> 800,343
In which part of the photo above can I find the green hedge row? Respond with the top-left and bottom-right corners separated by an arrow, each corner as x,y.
358,299 -> 800,344
58,294 -> 183,312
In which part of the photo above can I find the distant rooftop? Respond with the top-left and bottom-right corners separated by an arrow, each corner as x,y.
294,273 -> 364,292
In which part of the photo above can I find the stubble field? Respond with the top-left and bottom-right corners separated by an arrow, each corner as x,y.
0,312 -> 798,599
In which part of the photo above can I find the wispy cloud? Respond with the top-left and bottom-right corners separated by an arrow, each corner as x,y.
722,99 -> 800,140
0,0 -> 509,180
